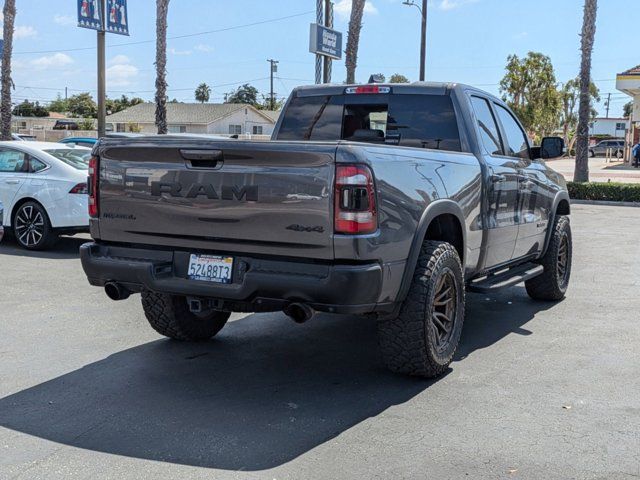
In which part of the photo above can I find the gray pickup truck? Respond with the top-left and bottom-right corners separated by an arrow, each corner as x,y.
80,82 -> 572,377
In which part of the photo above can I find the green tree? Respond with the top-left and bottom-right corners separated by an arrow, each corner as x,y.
345,0 -> 366,84
194,83 -> 211,103
575,0 -> 598,183
67,92 -> 97,118
389,74 -> 410,83
225,84 -> 259,106
12,100 -> 49,117
155,0 -> 170,134
48,94 -> 70,113
1,0 -> 16,140
623,100 -> 633,119
77,118 -> 95,130
500,52 -> 561,141
559,78 -> 599,148
259,95 -> 284,111
106,95 -> 144,114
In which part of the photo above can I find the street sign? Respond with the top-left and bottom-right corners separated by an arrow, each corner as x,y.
106,0 -> 129,36
309,23 -> 342,60
77,0 -> 104,31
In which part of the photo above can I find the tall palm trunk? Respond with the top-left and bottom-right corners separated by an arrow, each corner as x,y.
155,0 -> 170,134
1,0 -> 16,140
345,0 -> 365,84
574,0 -> 597,183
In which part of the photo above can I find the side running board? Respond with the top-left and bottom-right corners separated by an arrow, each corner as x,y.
467,263 -> 544,293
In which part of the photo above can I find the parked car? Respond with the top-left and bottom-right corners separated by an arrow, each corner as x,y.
59,137 -> 98,148
53,120 -> 79,131
0,199 -> 4,243
80,81 -> 571,378
0,141 -> 91,250
11,133 -> 37,141
589,139 -> 624,158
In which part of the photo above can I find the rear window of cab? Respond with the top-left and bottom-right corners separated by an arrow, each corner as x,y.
276,93 -> 461,152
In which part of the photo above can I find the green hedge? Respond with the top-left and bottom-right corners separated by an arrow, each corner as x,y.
567,182 -> 640,203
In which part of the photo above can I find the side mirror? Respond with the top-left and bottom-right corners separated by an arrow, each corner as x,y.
539,136 -> 565,159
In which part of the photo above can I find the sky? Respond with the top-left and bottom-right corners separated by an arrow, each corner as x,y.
2,0 -> 635,117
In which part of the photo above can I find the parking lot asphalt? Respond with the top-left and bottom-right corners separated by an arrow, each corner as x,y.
0,204 -> 639,480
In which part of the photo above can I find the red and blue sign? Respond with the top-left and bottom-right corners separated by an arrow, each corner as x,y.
77,0 -> 104,31
106,0 -> 129,36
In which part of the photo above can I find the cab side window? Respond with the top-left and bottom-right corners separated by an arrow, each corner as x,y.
470,96 -> 503,156
494,104 -> 530,160
0,149 -> 28,173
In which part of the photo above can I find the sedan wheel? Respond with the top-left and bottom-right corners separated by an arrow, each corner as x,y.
13,202 -> 56,250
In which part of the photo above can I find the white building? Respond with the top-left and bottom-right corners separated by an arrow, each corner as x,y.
106,102 -> 279,137
616,65 -> 640,149
589,117 -> 629,138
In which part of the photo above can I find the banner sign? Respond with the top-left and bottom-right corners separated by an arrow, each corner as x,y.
106,0 -> 129,36
309,23 -> 342,60
78,0 -> 104,31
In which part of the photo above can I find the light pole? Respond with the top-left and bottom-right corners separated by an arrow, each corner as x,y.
402,0 -> 427,81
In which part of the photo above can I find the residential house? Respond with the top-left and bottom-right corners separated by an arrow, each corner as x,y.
105,102 -> 278,137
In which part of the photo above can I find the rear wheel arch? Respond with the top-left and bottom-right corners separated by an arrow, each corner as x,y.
10,197 -> 46,227
396,200 -> 467,303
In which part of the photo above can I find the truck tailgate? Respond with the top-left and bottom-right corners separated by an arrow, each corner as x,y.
96,139 -> 336,260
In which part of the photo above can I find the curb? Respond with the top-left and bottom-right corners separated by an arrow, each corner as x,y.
570,199 -> 640,208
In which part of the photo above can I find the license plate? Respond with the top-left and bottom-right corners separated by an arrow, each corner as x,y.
187,254 -> 233,284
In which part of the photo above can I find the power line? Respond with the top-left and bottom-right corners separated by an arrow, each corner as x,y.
13,11 -> 314,56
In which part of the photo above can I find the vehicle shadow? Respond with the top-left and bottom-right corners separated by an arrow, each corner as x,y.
0,235 -> 88,260
0,288 -> 554,471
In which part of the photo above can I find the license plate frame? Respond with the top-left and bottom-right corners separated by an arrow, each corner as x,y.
187,254 -> 234,284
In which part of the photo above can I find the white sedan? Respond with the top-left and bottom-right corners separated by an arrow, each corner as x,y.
0,141 -> 91,250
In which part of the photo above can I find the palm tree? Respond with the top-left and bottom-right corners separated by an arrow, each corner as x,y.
1,0 -> 16,140
155,0 -> 170,134
574,0 -> 597,183
194,83 -> 211,103
345,0 -> 366,84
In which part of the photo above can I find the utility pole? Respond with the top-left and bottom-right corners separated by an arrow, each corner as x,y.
267,59 -> 278,110
315,0 -> 323,84
323,1 -> 333,84
97,0 -> 106,137
402,0 -> 427,81
65,87 -> 68,100
605,92 -> 611,119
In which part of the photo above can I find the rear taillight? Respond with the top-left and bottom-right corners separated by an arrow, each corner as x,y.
69,183 -> 87,194
88,156 -> 99,218
334,164 -> 377,234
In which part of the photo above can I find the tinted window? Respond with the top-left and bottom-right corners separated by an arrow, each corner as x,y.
277,95 -> 343,141
385,95 -> 461,151
277,93 -> 461,151
0,149 -> 28,173
470,96 -> 503,155
30,158 -> 47,172
44,149 -> 91,170
495,104 -> 530,159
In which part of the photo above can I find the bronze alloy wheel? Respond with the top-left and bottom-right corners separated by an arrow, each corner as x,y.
557,232 -> 570,285
431,268 -> 457,352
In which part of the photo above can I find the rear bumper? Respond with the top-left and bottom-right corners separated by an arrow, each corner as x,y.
80,242 -> 389,314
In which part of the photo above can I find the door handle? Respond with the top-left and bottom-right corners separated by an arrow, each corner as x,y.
490,174 -> 506,183
5,180 -> 20,184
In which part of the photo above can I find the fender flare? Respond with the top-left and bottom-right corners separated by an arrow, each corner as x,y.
542,191 -> 571,256
396,199 -> 467,303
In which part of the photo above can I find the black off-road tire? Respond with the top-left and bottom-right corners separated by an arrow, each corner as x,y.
378,241 -> 465,378
141,291 -> 231,341
12,201 -> 58,251
525,215 -> 572,301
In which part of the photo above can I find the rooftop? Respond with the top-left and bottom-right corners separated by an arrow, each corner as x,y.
106,102 -> 277,125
